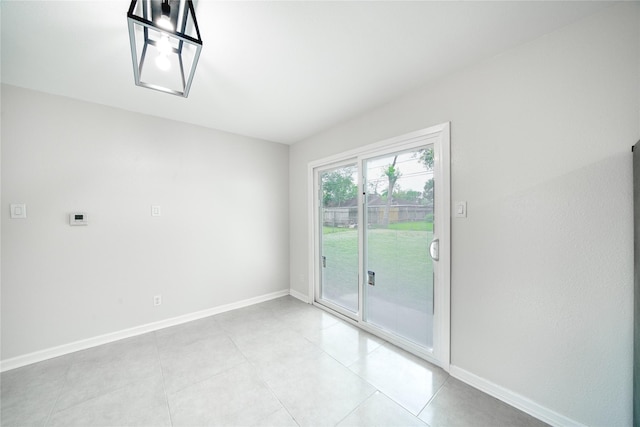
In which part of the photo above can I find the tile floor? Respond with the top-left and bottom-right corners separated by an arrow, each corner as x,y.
1,296 -> 547,427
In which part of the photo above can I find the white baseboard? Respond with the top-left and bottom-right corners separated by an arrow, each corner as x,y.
289,288 -> 310,303
449,365 -> 585,427
0,289 -> 290,373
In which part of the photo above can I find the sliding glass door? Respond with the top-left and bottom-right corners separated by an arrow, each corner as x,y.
311,124 -> 450,367
317,162 -> 359,315
363,147 -> 435,349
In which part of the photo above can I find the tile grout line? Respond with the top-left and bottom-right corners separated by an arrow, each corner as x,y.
296,337 -> 379,427
153,331 -> 175,427
42,356 -> 74,427
279,309 -> 383,426
343,344 -> 444,420
36,337 -> 165,422
156,325 -> 247,397
224,308 -> 302,426
417,373 -> 451,417
158,309 -> 299,424
310,315 -> 425,423
45,340 -> 168,425
159,358 -> 248,399
332,387 -> 379,426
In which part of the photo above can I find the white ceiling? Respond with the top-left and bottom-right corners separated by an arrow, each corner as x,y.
1,1 -> 613,145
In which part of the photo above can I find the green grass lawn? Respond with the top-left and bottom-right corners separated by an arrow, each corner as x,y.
322,226 -> 354,234
321,224 -> 434,312
387,221 -> 433,232
324,220 -> 432,233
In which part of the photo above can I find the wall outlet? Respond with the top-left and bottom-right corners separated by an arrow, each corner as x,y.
153,295 -> 162,306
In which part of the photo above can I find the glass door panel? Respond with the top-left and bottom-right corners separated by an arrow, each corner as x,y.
319,164 -> 359,314
364,146 -> 434,349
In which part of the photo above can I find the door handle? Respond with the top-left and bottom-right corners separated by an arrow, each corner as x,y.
429,238 -> 439,261
367,270 -> 375,286
322,256 -> 326,268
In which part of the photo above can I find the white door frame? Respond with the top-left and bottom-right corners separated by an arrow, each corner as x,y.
307,122 -> 450,371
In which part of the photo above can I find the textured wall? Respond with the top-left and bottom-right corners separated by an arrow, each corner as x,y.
289,3 -> 639,425
1,85 -> 290,360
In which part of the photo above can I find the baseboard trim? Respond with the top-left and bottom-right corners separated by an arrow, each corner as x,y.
0,289 -> 290,373
449,365 -> 585,427
289,288 -> 310,303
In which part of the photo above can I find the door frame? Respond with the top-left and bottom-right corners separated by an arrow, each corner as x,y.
307,122 -> 451,371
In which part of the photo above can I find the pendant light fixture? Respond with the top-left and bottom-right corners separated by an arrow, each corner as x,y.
127,0 -> 203,97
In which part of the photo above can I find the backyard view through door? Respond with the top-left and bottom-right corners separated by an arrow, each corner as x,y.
319,163 -> 359,314
314,124 -> 449,364
318,147 -> 435,349
364,147 -> 434,349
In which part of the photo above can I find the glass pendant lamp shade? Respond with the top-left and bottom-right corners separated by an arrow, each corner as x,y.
127,0 -> 202,97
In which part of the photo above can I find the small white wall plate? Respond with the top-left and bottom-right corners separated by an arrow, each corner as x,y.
454,201 -> 467,218
10,204 -> 27,219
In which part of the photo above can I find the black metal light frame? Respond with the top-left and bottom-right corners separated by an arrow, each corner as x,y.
127,0 -> 203,97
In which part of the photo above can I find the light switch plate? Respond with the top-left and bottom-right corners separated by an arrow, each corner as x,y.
151,205 -> 161,217
455,201 -> 467,218
10,204 -> 27,219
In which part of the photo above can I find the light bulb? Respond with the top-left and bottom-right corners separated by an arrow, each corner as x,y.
157,36 -> 172,55
157,15 -> 174,32
155,54 -> 171,71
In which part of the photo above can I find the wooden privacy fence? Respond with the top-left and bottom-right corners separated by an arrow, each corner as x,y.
323,205 -> 432,227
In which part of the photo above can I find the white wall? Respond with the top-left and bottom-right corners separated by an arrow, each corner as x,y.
289,3 -> 639,426
1,85 -> 290,361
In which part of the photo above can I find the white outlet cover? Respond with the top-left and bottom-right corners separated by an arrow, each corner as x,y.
151,205 -> 161,217
10,204 -> 27,219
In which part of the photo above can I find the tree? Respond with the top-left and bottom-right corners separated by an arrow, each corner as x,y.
418,147 -> 434,170
368,179 -> 380,196
417,148 -> 434,204
322,168 -> 357,207
395,189 -> 422,203
423,178 -> 434,204
382,156 -> 400,227
418,148 -> 434,170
